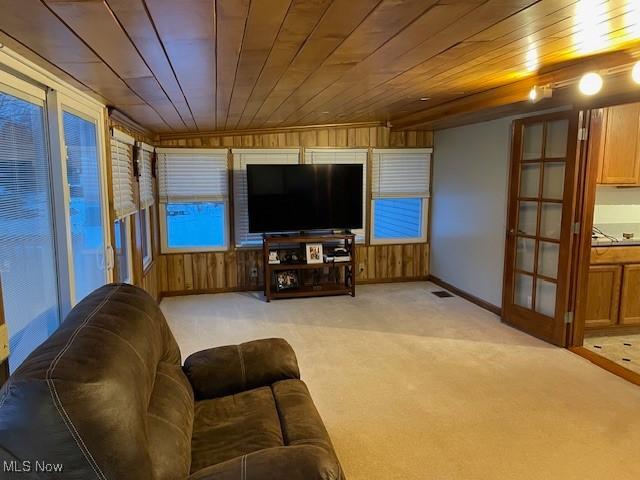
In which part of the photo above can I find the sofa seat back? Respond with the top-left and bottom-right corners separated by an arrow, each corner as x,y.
0,283 -> 194,480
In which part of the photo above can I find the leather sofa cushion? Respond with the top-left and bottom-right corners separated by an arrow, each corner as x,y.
148,362 -> 195,480
190,386 -> 284,473
272,380 -> 336,453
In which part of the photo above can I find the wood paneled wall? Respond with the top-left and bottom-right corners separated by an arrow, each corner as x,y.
158,244 -> 430,296
157,124 -> 432,149
156,124 -> 433,297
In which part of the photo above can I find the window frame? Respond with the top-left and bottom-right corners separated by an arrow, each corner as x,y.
141,205 -> 154,269
48,91 -> 113,308
159,200 -> 229,254
157,147 -> 230,254
0,74 -> 60,373
370,197 -> 429,245
114,215 -> 134,284
369,148 -> 432,246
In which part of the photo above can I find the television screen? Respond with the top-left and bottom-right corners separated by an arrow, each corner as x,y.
246,164 -> 363,233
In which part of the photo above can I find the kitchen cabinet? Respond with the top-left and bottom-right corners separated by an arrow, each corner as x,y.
586,247 -> 640,330
595,104 -> 640,185
585,265 -> 622,328
620,264 -> 640,325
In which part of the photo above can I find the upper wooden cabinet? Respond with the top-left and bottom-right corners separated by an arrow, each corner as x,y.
594,104 -> 640,185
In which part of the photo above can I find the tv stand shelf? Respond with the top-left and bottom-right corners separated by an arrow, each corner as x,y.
262,233 -> 356,302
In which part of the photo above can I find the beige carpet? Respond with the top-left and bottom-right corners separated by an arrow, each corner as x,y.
584,334 -> 640,375
161,282 -> 640,480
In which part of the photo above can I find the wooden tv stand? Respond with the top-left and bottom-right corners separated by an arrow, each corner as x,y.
262,233 -> 356,302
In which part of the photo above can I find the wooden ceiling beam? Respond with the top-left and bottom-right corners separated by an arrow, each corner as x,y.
392,50 -> 638,130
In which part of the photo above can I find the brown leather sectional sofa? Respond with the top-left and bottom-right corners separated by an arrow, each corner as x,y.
0,283 -> 344,479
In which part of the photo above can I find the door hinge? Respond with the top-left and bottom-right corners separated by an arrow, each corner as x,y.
565,312 -> 574,324
572,222 -> 581,234
578,127 -> 588,141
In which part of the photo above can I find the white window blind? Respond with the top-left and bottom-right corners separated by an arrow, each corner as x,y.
232,148 -> 299,247
0,86 -> 60,373
305,148 -> 367,242
138,142 -> 155,208
157,148 -> 229,202
371,148 -> 432,198
110,129 -> 136,219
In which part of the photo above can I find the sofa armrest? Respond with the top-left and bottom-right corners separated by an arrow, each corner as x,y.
187,445 -> 343,480
183,338 -> 300,399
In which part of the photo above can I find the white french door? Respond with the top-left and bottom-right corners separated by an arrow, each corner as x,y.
48,91 -> 112,309
0,73 -> 60,372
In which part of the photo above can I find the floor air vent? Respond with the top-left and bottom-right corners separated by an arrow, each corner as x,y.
432,290 -> 454,298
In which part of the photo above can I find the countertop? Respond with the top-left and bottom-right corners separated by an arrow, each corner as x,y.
592,237 -> 640,247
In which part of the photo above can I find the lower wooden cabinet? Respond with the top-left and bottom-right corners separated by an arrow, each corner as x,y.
585,265 -> 622,328
621,265 -> 640,325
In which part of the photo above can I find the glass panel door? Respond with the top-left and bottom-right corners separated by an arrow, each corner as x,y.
0,87 -> 60,372
62,110 -> 107,302
503,112 -> 580,346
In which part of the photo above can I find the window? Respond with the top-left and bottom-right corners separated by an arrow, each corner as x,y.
305,148 -> 367,242
62,109 -> 109,301
140,205 -> 153,269
0,46 -> 111,373
110,129 -> 137,219
157,148 -> 229,252
110,129 -> 135,282
0,78 -> 60,373
370,149 -> 431,244
232,148 -> 299,247
138,142 -> 155,270
138,142 -> 155,209
114,216 -> 133,283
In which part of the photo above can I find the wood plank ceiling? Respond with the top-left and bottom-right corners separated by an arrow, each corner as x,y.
1,0 -> 640,133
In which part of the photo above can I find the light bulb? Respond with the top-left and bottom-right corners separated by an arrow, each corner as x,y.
529,87 -> 538,102
578,72 -> 603,96
632,62 -> 640,84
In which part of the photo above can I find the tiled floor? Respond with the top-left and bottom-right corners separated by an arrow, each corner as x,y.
584,334 -> 640,375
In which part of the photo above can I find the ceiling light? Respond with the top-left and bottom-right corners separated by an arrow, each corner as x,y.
632,62 -> 640,84
525,43 -> 539,72
528,85 -> 552,103
578,72 -> 603,95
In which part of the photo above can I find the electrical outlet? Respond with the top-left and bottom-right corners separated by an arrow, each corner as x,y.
0,324 -> 8,363
359,263 -> 365,272
250,267 -> 258,279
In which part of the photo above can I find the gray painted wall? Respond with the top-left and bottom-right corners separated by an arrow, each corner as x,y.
431,116 -> 517,308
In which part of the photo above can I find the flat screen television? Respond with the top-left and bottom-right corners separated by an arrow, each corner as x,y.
246,164 -> 363,233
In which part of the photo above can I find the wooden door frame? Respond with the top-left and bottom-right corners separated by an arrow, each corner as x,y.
569,108 -> 601,347
570,98 -> 640,347
502,110 -> 583,346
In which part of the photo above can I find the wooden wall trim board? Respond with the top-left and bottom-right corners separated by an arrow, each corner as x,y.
428,275 -> 502,316
570,346 -> 640,387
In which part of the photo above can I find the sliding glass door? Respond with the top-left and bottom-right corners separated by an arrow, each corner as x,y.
61,110 -> 108,301
0,82 -> 60,372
